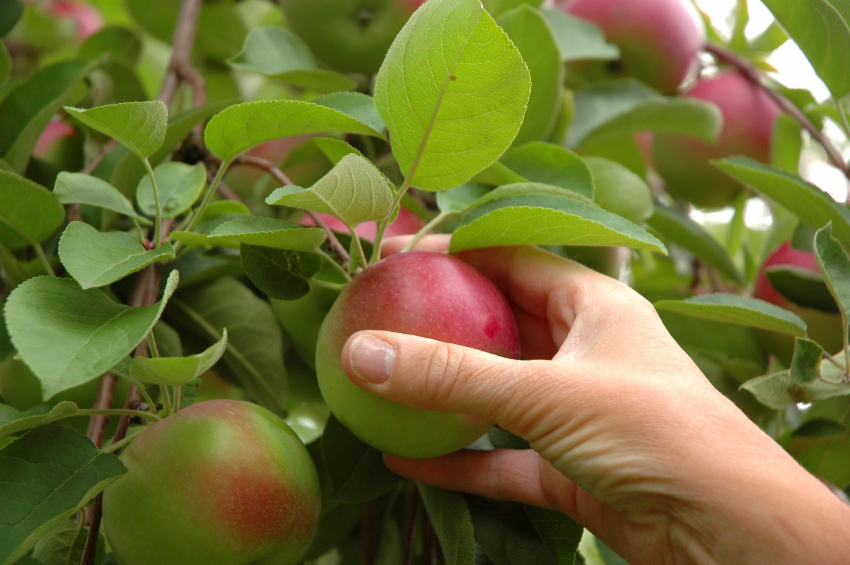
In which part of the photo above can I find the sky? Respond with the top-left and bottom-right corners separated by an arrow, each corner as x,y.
691,0 -> 849,226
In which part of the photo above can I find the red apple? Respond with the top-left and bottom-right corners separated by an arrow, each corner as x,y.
48,1 -> 105,41
299,206 -> 426,242
316,251 -> 520,458
754,241 -> 844,363
653,71 -> 782,209
102,400 -> 322,565
560,0 -> 704,94
280,0 -> 426,74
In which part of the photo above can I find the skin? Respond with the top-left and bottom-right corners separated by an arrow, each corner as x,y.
280,0 -> 425,74
753,241 -> 844,364
653,71 -> 783,209
316,251 -> 520,458
560,0 -> 705,94
341,235 -> 850,565
102,400 -> 321,565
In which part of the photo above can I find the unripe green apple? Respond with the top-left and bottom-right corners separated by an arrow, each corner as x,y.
753,241 -> 844,365
280,0 -> 425,74
316,251 -> 520,458
102,400 -> 321,565
559,0 -> 704,94
653,71 -> 782,209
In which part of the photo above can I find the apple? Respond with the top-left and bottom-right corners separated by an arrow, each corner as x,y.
653,71 -> 782,209
753,241 -> 844,365
102,400 -> 321,565
280,0 -> 426,74
316,251 -> 520,458
48,1 -> 105,41
559,0 -> 704,94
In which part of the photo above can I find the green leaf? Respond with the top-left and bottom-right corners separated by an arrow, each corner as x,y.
501,143 -> 594,199
814,224 -> 850,322
437,183 -> 492,214
204,99 -> 385,163
53,172 -> 150,224
771,114 -> 803,174
0,425 -> 126,565
714,157 -> 850,244
58,222 -> 175,289
0,402 -> 79,439
267,154 -> 394,227
525,505 -> 584,565
0,170 -> 65,250
451,194 -> 666,254
0,42 -> 9,89
765,266 -> 837,313
228,26 -> 356,94
4,271 -> 179,399
742,370 -> 850,410
654,294 -> 807,337
585,157 -> 653,224
566,80 -> 722,149
79,26 -> 142,65
791,338 -> 824,385
320,416 -> 402,504
482,0 -> 544,17
241,245 -> 322,301
374,0 -> 531,191
0,60 -> 93,173
178,217 -> 327,252
313,137 -> 364,165
166,278 -> 287,416
540,8 -> 619,62
418,484 -> 476,565
0,0 -> 24,37
760,0 -> 850,99
65,101 -> 168,160
33,515 -> 103,565
646,201 -> 743,284
312,92 -> 388,137
498,6 -> 564,145
129,330 -> 227,386
471,161 -> 529,187
136,162 -> 206,219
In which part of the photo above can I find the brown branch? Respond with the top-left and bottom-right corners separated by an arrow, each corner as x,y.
85,374 -> 116,448
705,43 -> 849,179
158,0 -> 205,111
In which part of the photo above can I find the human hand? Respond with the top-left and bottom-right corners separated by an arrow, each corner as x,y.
341,237 -> 850,565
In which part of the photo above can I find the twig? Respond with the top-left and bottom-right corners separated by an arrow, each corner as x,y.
307,211 -> 351,265
81,139 -> 119,176
705,44 -> 849,179
86,374 -> 117,448
207,170 -> 243,203
158,0 -> 205,111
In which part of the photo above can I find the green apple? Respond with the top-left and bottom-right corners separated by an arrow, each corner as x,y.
316,251 -> 520,458
281,0 -> 426,74
102,400 -> 322,565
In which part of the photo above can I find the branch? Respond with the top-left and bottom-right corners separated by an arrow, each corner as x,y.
158,0 -> 205,111
705,44 -> 849,178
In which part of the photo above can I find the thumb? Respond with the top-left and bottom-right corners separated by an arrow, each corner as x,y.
340,330 -> 558,428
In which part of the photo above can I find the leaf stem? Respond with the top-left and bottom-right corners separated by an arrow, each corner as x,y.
102,426 -> 146,454
310,279 -> 346,292
159,385 -> 173,417
371,183 -> 412,264
181,159 -> 228,239
318,249 -> 352,282
400,212 -> 449,253
172,385 -> 182,413
34,243 -> 56,277
348,225 -> 369,270
142,158 -> 163,248
77,408 -> 162,421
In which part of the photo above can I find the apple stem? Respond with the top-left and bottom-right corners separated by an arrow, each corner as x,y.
400,212 -> 449,253
172,385 -> 182,413
348,225 -> 370,270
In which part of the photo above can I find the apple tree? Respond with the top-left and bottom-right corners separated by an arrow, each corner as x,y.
0,0 -> 849,564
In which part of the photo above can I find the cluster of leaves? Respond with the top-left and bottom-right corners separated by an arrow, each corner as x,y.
1,0 -> 850,564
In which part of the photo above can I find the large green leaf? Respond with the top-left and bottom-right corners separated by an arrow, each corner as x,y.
501,143 -> 594,199
374,0 -> 531,191
765,266 -> 837,313
4,271 -> 179,399
53,172 -> 149,223
742,369 -> 850,410
714,157 -> 850,244
654,294 -> 807,337
172,217 -> 327,252
0,60 -> 93,173
814,224 -> 850,321
525,506 -> 585,565
566,80 -> 722,149
58,222 -> 175,289
585,157 -> 653,225
136,162 -> 206,219
451,194 -> 666,253
312,92 -> 388,137
418,485 -> 476,565
267,154 -> 394,227
0,403 -> 79,438
0,425 -> 126,565
129,330 -> 228,386
539,8 -> 619,63
228,26 -> 356,94
0,170 -> 65,250
647,202 -> 743,284
498,5 -> 564,145
241,245 -> 322,301
204,100 -> 385,163
760,0 -> 850,99
65,101 -> 168,160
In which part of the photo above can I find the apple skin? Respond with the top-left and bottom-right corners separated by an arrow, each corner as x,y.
316,251 -> 520,458
653,71 -> 782,209
102,400 -> 321,565
560,0 -> 704,94
753,242 -> 844,365
48,1 -> 105,40
281,0 -> 425,74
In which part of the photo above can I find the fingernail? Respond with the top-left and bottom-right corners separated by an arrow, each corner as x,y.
349,335 -> 396,384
